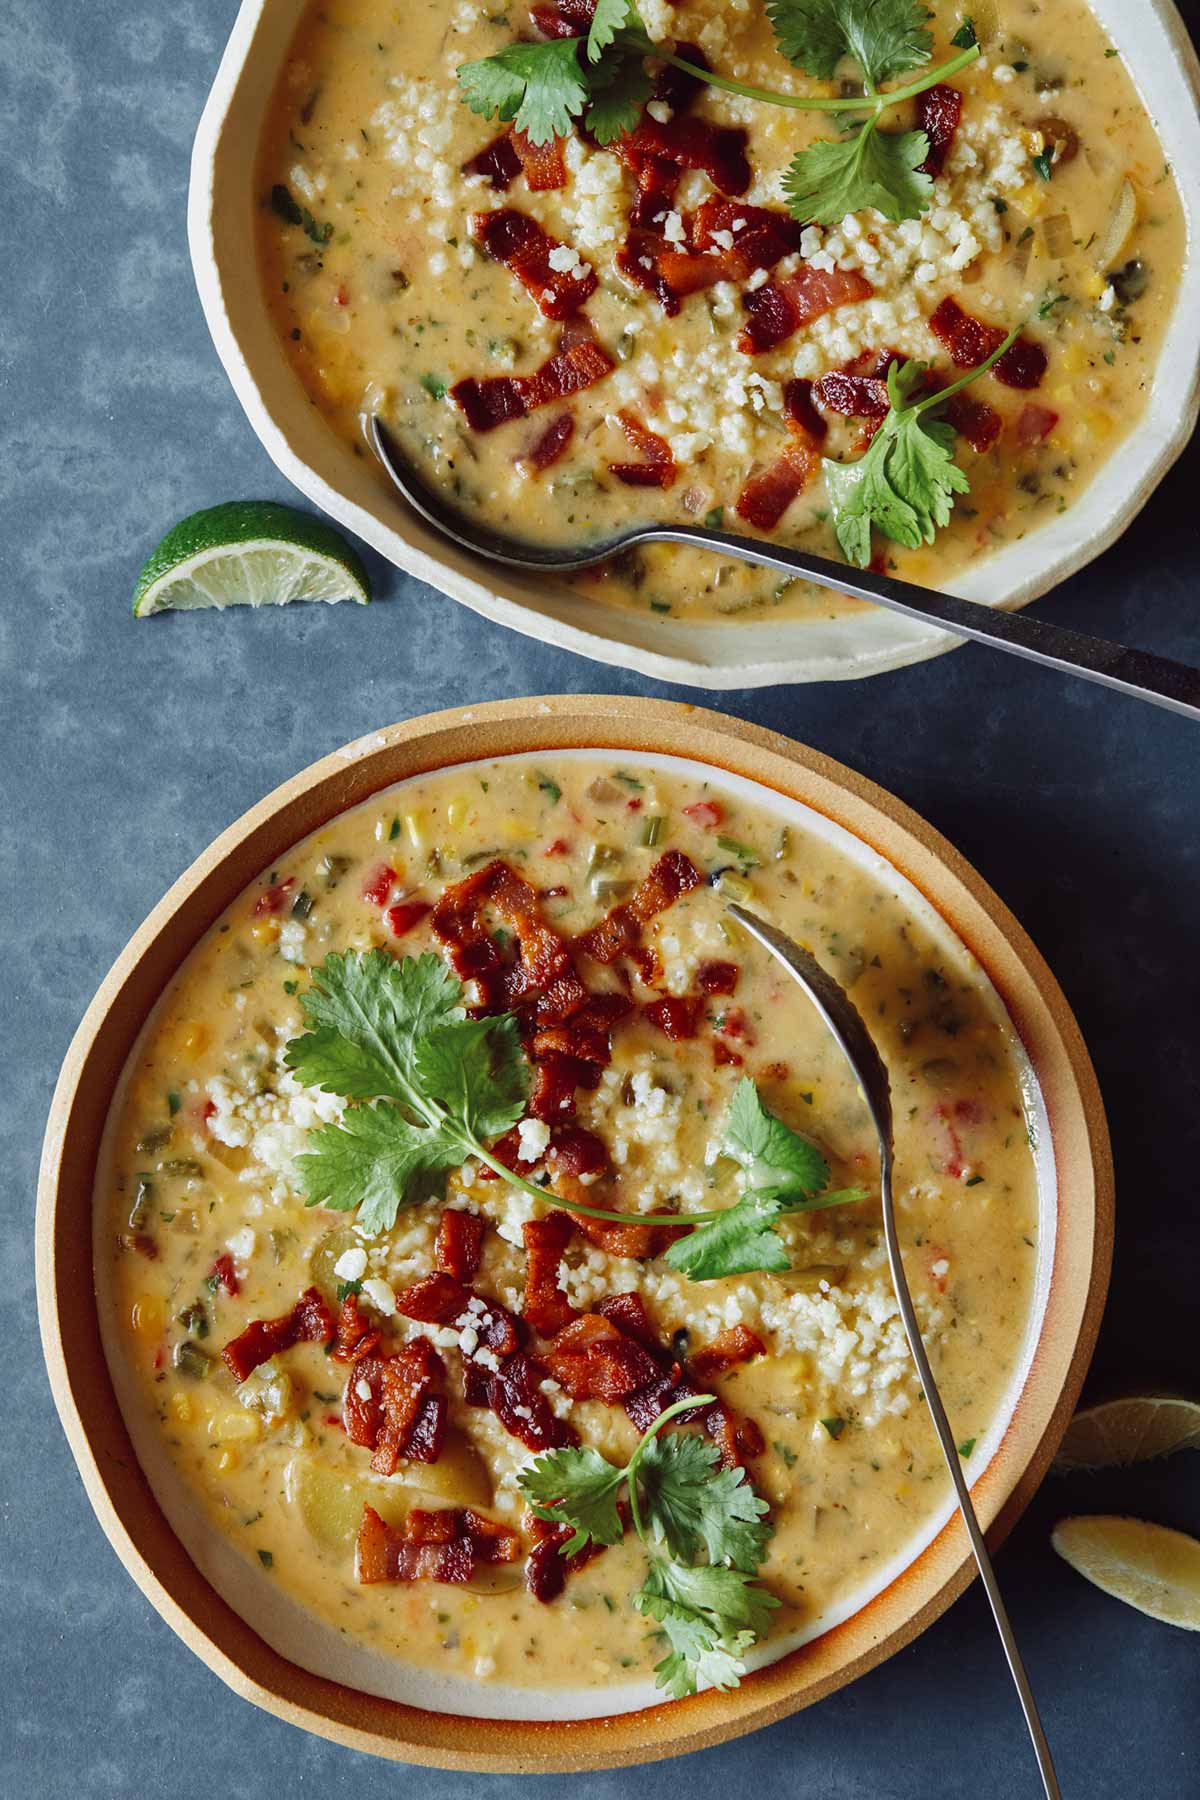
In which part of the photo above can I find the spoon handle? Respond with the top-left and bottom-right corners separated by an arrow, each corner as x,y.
878,1145 -> 1062,1800
652,525 -> 1200,723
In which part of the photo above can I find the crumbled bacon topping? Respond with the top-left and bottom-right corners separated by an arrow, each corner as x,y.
690,1324 -> 766,1380
644,994 -> 702,1039
471,208 -> 597,321
529,0 -> 595,36
452,341 -> 614,432
525,1510 -> 612,1602
464,1349 -> 579,1452
522,1210 -> 580,1337
518,411 -> 575,474
915,84 -> 962,176
943,391 -> 1003,452
1014,402 -> 1059,444
574,848 -> 703,980
462,130 -> 523,191
690,196 -> 805,277
735,434 -> 820,531
783,376 -> 829,441
436,1207 -> 486,1282
543,1312 -> 661,1400
220,1285 -> 333,1383
356,1502 -> 521,1584
618,115 -> 750,201
607,410 -> 677,488
738,264 -> 874,355
343,1337 -> 448,1476
696,959 -> 739,996
928,296 -> 1047,389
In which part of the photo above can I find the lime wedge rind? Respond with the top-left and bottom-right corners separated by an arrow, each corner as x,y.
132,501 -> 370,616
1055,1395 -> 1200,1471
1052,1515 -> 1200,1631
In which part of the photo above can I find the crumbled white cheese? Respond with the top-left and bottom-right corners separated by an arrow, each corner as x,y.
362,1278 -> 398,1317
517,1117 -> 551,1163
334,1246 -> 369,1282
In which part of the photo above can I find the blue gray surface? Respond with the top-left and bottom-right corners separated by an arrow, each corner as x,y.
3,3 -> 1199,1794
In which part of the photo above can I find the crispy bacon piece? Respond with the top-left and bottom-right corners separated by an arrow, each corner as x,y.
608,410 -> 677,489
738,265 -> 873,355
594,1293 -> 762,1469
782,376 -> 828,441
1014,402 -> 1059,445
370,1338 -> 448,1476
466,1349 -> 580,1452
735,434 -> 820,531
690,196 -> 805,276
518,411 -> 575,473
528,1051 -> 597,1121
531,993 -> 632,1066
436,1208 -> 486,1282
512,129 -> 568,191
547,1124 -> 609,1178
452,341 -> 614,432
915,83 -> 962,177
471,208 -> 596,321
815,368 -> 891,419
644,995 -> 702,1039
544,1312 -> 661,1400
220,1285 -> 333,1383
463,130 -> 523,191
530,0 -> 594,35
619,116 -> 750,199
332,1293 -> 382,1365
433,857 -> 590,1022
356,1503 -> 522,1585
393,1272 -> 472,1324
551,1170 -> 674,1260
522,1211 -> 580,1337
944,391 -> 1003,452
928,296 -> 1047,390
690,1325 -> 766,1380
525,1511 -> 611,1602
697,959 -> 739,996
615,230 -> 708,315
574,849 -> 703,973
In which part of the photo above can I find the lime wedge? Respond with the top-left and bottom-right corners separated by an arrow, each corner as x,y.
132,501 -> 370,616
1052,1516 -> 1200,1630
1056,1395 -> 1200,1470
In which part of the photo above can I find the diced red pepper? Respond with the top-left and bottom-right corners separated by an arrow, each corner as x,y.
385,899 -> 432,938
683,799 -> 723,828
253,877 -> 294,916
915,83 -> 963,177
208,1253 -> 240,1297
361,862 -> 396,906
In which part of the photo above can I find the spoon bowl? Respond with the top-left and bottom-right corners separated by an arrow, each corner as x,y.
372,415 -> 1200,723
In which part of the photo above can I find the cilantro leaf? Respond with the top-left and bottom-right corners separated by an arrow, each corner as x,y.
412,1014 -> 529,1145
639,1433 -> 772,1570
636,1558 -> 779,1697
586,0 -> 641,61
662,1190 -> 793,1280
767,0 -> 933,86
285,949 -> 463,1101
824,357 -> 969,566
722,1077 -> 830,1196
519,1445 -> 626,1554
457,39 -> 590,145
783,120 -> 932,225
951,16 -> 978,49
585,51 -> 654,143
296,1103 -> 461,1235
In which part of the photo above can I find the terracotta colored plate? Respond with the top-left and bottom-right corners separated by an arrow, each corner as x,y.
38,698 -> 1113,1770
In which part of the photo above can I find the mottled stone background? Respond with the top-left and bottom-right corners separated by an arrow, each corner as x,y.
3,2 -> 1198,1794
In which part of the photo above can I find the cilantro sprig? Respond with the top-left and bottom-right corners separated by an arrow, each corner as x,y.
520,1395 -> 778,1697
823,321 -> 1025,567
663,1078 -> 865,1279
285,952 -> 861,1268
456,0 -> 979,220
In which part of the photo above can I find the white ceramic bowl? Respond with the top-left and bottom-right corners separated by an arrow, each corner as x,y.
189,0 -> 1200,689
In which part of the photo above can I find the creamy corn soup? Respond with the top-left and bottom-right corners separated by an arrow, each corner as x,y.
98,754 -> 1041,1700
256,0 -> 1183,622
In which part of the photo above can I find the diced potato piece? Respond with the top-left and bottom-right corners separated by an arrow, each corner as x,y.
398,1429 -> 493,1510
209,1409 -> 263,1444
286,1458 -> 368,1551
308,1225 -> 363,1305
236,1357 -> 296,1426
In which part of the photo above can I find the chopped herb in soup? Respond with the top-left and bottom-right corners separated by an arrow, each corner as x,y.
99,754 -> 1040,1696
256,0 -> 1183,617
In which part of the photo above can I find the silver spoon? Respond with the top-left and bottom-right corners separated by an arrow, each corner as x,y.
372,415 -> 1200,722
725,903 -> 1061,1798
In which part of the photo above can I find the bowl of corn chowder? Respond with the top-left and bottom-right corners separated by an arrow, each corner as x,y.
40,698 -> 1112,1769
189,0 -> 1198,686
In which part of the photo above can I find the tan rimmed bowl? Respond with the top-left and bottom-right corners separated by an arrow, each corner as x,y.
38,697 -> 1113,1770
189,0 -> 1200,688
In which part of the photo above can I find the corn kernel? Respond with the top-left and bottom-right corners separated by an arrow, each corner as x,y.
1082,271 -> 1108,301
179,1020 -> 211,1054
209,1410 -> 263,1444
501,816 -> 537,844
250,919 -> 280,946
447,796 -> 471,830
216,1448 -> 240,1474
1085,408 -> 1114,439
1060,341 -> 1090,375
170,1392 -> 195,1425
130,1297 -> 164,1340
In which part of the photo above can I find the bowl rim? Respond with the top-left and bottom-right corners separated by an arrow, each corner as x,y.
187,0 -> 1200,690
38,696 -> 1113,1772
